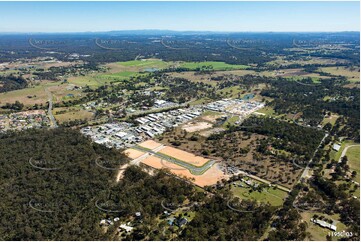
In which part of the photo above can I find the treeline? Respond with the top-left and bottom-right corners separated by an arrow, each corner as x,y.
0,75 -> 28,93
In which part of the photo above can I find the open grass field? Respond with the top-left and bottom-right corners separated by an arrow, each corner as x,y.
0,85 -> 49,106
67,76 -> 106,87
230,178 -> 288,206
0,79 -> 86,107
53,107 -> 94,124
97,71 -> 140,81
217,86 -> 244,98
330,140 -> 357,162
223,115 -> 239,128
320,66 -> 360,82
321,114 -> 339,127
0,81 -> 64,106
116,59 -> 176,72
256,106 -> 276,116
301,212 -> 348,241
346,145 -> 360,183
117,59 -> 171,69
179,61 -> 249,71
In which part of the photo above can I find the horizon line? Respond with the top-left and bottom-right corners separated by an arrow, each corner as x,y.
0,29 -> 360,34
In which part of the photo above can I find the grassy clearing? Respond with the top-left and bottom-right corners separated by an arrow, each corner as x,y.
257,106 -> 275,116
179,61 -> 249,71
53,107 -> 94,124
217,86 -> 243,98
67,76 -> 105,87
189,97 -> 212,105
223,115 -> 239,128
117,59 -> 171,69
320,66 -> 360,82
301,212 -> 348,241
230,178 -> 287,207
346,145 -> 360,183
98,71 -> 140,81
330,140 -> 357,162
321,114 -> 339,127
0,81 -> 59,106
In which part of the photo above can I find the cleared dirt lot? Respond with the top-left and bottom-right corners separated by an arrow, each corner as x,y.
159,146 -> 210,166
141,156 -> 227,187
124,148 -> 146,159
138,140 -> 163,150
182,121 -> 212,132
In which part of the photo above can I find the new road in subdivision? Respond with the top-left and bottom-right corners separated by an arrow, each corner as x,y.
132,145 -> 216,175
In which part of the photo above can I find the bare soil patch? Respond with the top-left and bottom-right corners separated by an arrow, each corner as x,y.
182,121 -> 212,132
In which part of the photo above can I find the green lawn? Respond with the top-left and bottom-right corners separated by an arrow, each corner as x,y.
223,115 -> 239,128
98,71 -> 139,80
321,114 -> 339,127
68,76 -> 105,87
179,61 -> 249,71
331,140 -> 357,162
117,59 -> 170,69
302,212 -> 348,241
257,106 -> 275,116
346,145 -> 360,183
230,178 -> 287,207
320,66 -> 360,82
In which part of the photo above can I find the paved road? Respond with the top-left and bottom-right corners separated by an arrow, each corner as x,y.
338,144 -> 360,163
299,133 -> 328,181
45,88 -> 58,128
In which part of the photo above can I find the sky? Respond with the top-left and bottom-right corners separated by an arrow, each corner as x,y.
0,1 -> 359,33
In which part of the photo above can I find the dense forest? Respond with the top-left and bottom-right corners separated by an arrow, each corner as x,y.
0,75 -> 28,93
0,32 -> 359,66
0,128 -> 128,240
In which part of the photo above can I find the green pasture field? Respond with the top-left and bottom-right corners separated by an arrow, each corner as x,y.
179,61 -> 249,71
230,178 -> 288,207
